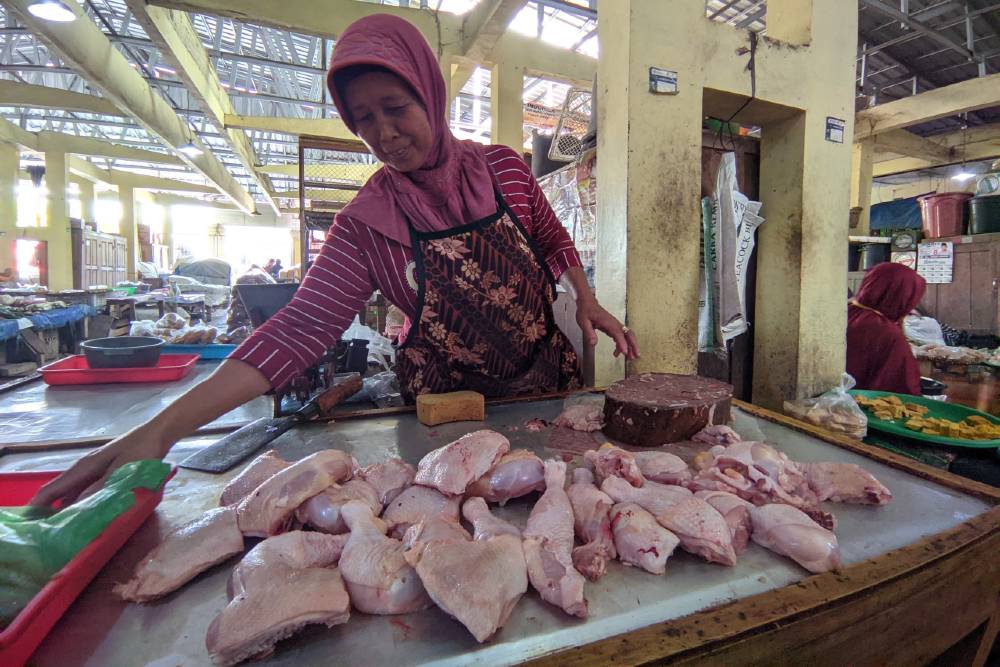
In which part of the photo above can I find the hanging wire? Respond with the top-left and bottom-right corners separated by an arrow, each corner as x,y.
713,31 -> 758,152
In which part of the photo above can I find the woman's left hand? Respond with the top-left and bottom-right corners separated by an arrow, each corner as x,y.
575,296 -> 640,360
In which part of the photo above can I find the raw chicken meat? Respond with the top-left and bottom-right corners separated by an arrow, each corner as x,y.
219,450 -> 290,507
522,460 -> 588,618
236,450 -> 355,537
466,449 -> 545,504
750,504 -> 842,573
295,479 -> 381,534
414,430 -> 510,495
602,476 -> 736,566
633,451 -> 692,485
553,403 -> 604,432
798,462 -> 892,505
381,484 -> 462,539
405,514 -> 528,642
584,443 -> 645,487
206,531 -> 350,666
115,507 -> 244,602
566,468 -> 616,581
463,497 -> 522,540
609,502 -> 680,574
338,500 -> 432,614
359,457 -> 415,505
691,424 -> 742,446
694,490 -> 753,554
401,516 -> 471,554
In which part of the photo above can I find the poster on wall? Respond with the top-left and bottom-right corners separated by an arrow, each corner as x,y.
916,241 -> 953,284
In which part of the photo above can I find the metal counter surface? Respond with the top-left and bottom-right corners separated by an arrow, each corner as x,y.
0,363 -> 272,445
2,397 -> 991,667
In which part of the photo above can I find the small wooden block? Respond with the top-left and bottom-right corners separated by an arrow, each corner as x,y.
416,391 -> 485,426
0,362 -> 37,377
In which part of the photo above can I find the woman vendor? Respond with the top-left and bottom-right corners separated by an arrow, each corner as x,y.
33,14 -> 638,506
846,262 -> 926,395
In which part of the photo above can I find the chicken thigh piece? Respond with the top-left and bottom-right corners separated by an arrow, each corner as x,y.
691,424 -> 742,446
219,450 -> 290,507
523,460 -> 588,618
466,449 -> 545,505
632,451 -> 692,486
338,500 -> 432,615
609,502 -> 680,575
295,479 -> 381,534
798,462 -> 892,505
381,484 -> 462,539
463,497 -> 522,540
205,531 -> 350,667
566,468 -> 617,581
414,430 -> 510,496
584,443 -> 645,487
602,477 -> 736,566
553,403 -> 604,432
236,450 -> 355,537
360,457 -> 415,506
694,490 -> 753,554
115,506 -> 244,602
750,503 -> 842,573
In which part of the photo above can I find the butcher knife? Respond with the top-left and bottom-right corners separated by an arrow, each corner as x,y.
179,372 -> 363,474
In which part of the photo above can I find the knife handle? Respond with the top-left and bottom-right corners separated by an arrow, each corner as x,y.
299,372 -> 364,419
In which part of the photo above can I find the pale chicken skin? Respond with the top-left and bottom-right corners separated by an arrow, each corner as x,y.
750,503 -> 842,573
566,467 -> 617,581
463,497 -> 522,540
691,424 -> 743,446
584,443 -> 646,487
295,479 -> 381,534
609,502 -> 680,574
414,430 -> 510,496
602,476 -> 737,566
359,457 -> 415,505
633,451 -> 693,486
466,449 -> 545,505
552,403 -> 604,432
236,450 -> 355,537
206,531 -> 350,666
381,484 -> 462,539
338,500 -> 432,615
115,506 -> 244,603
694,490 -> 754,554
219,450 -> 291,507
523,460 -> 588,618
798,462 -> 892,505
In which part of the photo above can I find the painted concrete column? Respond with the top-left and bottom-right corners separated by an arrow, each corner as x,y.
43,150 -> 73,290
118,183 -> 137,279
0,142 -> 17,279
490,60 -> 524,151
850,139 -> 874,233
78,178 -> 96,224
594,0 -> 704,385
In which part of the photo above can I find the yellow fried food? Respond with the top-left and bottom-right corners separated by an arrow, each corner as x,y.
856,394 -> 1000,440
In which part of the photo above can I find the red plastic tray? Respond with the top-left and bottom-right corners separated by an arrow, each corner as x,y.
0,469 -> 173,666
39,354 -> 199,385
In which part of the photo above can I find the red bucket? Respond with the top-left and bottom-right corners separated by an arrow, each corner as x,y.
918,192 -> 972,238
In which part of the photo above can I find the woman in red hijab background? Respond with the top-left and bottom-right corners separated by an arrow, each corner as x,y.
846,263 -> 927,395
32,14 -> 638,506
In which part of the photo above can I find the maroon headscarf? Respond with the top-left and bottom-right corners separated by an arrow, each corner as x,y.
327,14 -> 496,246
846,263 -> 927,395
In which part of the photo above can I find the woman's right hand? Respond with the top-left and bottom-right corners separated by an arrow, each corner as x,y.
30,427 -> 169,508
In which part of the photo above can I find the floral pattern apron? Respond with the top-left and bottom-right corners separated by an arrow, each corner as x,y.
395,192 -> 581,403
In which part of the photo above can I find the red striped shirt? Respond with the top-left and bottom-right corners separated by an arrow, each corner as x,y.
231,145 -> 582,391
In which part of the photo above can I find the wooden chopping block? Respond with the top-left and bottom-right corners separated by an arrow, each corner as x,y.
417,391 -> 486,426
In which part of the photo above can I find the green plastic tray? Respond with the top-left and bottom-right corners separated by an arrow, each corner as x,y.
850,390 -> 1000,449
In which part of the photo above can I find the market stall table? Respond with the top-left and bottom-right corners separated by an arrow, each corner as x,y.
4,395 -> 996,666
166,293 -> 209,322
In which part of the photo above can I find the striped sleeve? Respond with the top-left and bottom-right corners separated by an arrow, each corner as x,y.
230,216 -> 374,391
485,145 -> 582,280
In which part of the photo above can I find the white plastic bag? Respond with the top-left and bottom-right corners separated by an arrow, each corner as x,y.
784,373 -> 868,439
903,315 -> 946,347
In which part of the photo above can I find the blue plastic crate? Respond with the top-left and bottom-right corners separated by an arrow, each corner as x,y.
161,343 -> 236,360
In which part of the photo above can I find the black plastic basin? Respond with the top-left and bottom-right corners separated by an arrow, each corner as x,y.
81,336 -> 165,369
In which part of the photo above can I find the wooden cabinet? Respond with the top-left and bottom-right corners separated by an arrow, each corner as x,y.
919,234 -> 1000,336
71,224 -> 128,289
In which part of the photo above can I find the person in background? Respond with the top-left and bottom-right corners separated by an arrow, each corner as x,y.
846,263 -> 927,395
270,259 -> 283,280
263,259 -> 275,275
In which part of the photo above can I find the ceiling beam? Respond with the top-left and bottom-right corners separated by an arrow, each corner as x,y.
0,80 -> 125,116
37,131 -> 185,164
223,114 -> 360,144
871,123 -> 1000,175
860,0 -> 976,62
66,156 -> 217,193
450,0 -> 528,101
855,72 -> 1000,139
125,1 -> 280,215
271,188 -> 356,203
3,0 -> 257,213
0,117 -> 39,150
870,129 -> 954,162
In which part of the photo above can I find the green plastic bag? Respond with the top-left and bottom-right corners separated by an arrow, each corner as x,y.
0,460 -> 170,627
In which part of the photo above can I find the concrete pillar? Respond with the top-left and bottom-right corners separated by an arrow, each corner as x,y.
118,183 -> 137,279
490,61 -> 524,151
767,0 -> 813,45
0,142 -> 16,279
43,150 -> 73,291
594,0 -> 704,385
850,139 -> 874,233
78,179 -> 96,223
